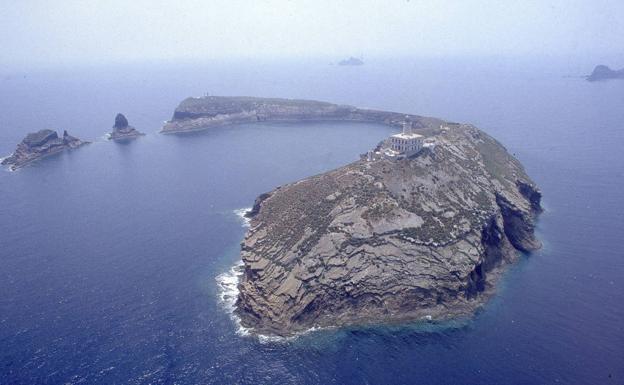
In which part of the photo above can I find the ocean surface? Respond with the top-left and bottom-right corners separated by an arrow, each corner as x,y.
1,57 -> 623,384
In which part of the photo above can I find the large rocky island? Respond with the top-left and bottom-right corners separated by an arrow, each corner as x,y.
2,129 -> 87,171
236,125 -> 542,336
160,96 -> 440,133
162,96 -> 542,336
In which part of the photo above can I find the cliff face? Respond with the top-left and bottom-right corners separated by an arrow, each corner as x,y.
2,130 -> 87,170
235,124 -> 541,336
109,113 -> 145,140
160,96 -> 442,133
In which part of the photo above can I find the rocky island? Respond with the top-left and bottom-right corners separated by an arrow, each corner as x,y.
227,110 -> 542,336
586,65 -> 624,81
338,57 -> 364,66
161,95 -> 541,336
108,113 -> 145,140
2,129 -> 87,171
161,96 -> 440,133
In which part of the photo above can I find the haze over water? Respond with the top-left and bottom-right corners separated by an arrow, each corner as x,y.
1,57 -> 623,384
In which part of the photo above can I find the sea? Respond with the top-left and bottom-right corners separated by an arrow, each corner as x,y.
0,57 -> 623,384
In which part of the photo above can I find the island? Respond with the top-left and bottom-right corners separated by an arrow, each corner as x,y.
586,65 -> 624,81
2,129 -> 88,171
160,96 -> 441,133
338,57 -> 364,66
160,95 -> 542,336
214,106 -> 540,337
108,113 -> 145,140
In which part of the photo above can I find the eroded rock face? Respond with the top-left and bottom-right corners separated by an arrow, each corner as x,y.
109,113 -> 145,140
235,123 -> 542,336
2,129 -> 87,170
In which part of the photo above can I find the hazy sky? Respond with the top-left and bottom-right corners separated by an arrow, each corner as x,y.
1,0 -> 623,68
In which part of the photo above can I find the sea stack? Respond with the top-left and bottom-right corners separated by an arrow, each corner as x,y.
1,129 -> 88,171
109,113 -> 145,140
235,122 -> 542,336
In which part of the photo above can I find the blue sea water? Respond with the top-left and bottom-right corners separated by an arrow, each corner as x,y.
0,57 -> 623,384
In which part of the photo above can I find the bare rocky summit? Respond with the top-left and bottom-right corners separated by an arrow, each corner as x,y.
2,129 -> 87,171
235,122 -> 542,336
109,113 -> 145,140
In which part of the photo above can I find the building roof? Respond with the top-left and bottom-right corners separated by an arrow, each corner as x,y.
391,132 -> 423,140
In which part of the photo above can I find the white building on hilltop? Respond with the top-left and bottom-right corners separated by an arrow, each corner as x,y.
381,121 -> 424,159
364,120 -> 428,162
389,132 -> 424,156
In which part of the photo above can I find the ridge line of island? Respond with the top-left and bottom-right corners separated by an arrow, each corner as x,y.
2,96 -> 542,338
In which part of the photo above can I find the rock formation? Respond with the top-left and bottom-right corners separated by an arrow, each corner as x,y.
235,123 -> 542,336
109,113 -> 145,140
587,65 -> 624,81
2,129 -> 88,171
160,96 -> 441,133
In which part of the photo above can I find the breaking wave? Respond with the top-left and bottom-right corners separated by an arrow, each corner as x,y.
233,207 -> 252,228
215,206 -> 325,342
215,261 -> 250,337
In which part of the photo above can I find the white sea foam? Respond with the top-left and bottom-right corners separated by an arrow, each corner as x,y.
215,207 -> 326,342
1,155 -> 15,172
215,261 -> 251,337
215,260 -> 325,343
233,207 -> 252,228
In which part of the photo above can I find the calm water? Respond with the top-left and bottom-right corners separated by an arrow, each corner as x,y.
1,58 -> 623,384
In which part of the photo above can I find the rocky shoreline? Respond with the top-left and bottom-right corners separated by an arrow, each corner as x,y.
234,121 -> 542,337
1,129 -> 88,171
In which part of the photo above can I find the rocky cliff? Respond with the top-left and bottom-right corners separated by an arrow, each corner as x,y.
2,129 -> 87,171
160,96 -> 440,133
109,113 -> 145,140
235,123 -> 542,336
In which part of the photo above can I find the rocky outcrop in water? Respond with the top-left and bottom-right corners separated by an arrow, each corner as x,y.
2,130 -> 88,171
587,65 -> 624,81
235,122 -> 542,336
160,96 -> 441,133
109,113 -> 145,140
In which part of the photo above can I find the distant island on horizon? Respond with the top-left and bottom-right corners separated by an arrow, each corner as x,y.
586,65 -> 624,81
338,56 -> 364,66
